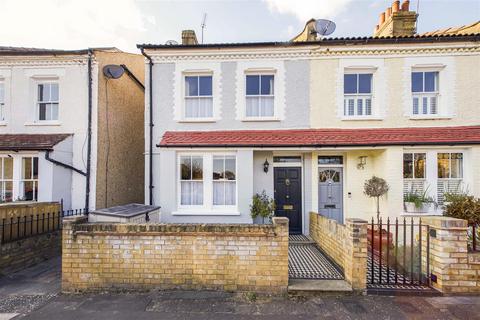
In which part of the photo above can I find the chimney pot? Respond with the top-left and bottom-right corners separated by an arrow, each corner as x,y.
181,30 -> 198,45
401,0 -> 410,11
392,0 -> 400,12
379,12 -> 386,25
386,7 -> 392,19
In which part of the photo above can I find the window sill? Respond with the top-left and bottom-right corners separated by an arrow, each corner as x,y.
172,209 -> 240,216
340,116 -> 384,121
24,121 -> 62,126
0,121 -> 7,126
240,117 -> 281,122
409,115 -> 452,120
177,118 -> 219,123
400,211 -> 443,217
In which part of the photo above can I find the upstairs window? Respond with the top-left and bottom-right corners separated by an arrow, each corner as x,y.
184,75 -> 213,119
245,75 -> 274,117
37,83 -> 59,121
21,157 -> 38,201
180,156 -> 203,205
344,73 -> 372,117
411,71 -> 439,116
0,157 -> 13,202
0,82 -> 4,121
213,156 -> 236,206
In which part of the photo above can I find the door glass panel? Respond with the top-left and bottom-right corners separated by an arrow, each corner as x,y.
319,169 -> 340,183
273,156 -> 301,163
318,156 -> 343,165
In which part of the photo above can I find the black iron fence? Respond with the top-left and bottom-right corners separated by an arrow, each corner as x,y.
368,217 -> 431,289
0,208 -> 86,244
468,223 -> 479,252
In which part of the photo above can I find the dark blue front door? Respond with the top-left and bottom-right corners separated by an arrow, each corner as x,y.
274,167 -> 302,234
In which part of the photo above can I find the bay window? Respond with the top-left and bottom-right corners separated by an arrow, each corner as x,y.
403,153 -> 426,198
0,157 -> 13,202
184,75 -> 213,119
245,74 -> 274,118
180,156 -> 203,205
213,156 -> 236,206
437,153 -> 463,204
37,83 -> 59,121
411,71 -> 439,116
344,73 -> 372,117
21,157 -> 39,201
178,153 -> 237,211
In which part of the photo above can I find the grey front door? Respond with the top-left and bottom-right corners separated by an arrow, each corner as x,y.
318,167 -> 343,224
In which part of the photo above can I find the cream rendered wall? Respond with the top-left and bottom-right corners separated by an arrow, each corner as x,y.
310,54 -> 480,128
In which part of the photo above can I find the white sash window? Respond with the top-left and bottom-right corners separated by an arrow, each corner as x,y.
184,75 -> 213,119
0,157 -> 13,202
343,73 -> 373,117
245,74 -> 274,118
213,156 -> 236,206
411,71 -> 439,116
37,83 -> 59,121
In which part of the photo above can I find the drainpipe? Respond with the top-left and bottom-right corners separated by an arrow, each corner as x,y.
140,48 -> 154,205
85,49 -> 93,213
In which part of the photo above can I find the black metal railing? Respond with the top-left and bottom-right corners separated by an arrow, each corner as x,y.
0,208 -> 86,245
368,217 -> 430,287
468,223 -> 479,252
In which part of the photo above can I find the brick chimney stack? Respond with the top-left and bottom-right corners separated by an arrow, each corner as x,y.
374,0 -> 418,37
181,30 -> 198,45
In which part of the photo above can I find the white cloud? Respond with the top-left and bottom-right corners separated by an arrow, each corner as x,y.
263,0 -> 353,21
0,0 -> 150,52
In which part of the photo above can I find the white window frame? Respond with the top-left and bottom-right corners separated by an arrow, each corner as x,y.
244,72 -> 275,119
403,58 -> 452,119
36,82 -> 59,122
212,155 -> 237,207
183,73 -> 214,120
0,153 -> 40,202
337,60 -> 384,121
20,156 -> 39,201
235,61 -> 285,122
403,152 -> 427,199
175,152 -> 238,215
411,70 -> 440,117
173,62 -> 221,122
343,72 -> 373,118
0,156 -> 14,202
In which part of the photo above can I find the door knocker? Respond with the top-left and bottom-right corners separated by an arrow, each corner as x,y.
285,178 -> 291,186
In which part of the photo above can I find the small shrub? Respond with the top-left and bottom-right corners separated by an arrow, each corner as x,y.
444,194 -> 480,225
250,191 -> 275,222
404,187 -> 437,209
244,291 -> 257,302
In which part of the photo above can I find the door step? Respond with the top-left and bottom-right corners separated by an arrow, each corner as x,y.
288,279 -> 353,295
288,234 -> 315,244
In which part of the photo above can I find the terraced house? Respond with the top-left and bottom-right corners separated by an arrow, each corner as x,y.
0,47 -> 144,210
139,0 -> 480,235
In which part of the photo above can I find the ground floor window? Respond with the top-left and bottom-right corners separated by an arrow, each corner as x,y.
178,153 -> 237,210
0,157 -> 13,202
402,151 -> 464,207
0,154 -> 39,202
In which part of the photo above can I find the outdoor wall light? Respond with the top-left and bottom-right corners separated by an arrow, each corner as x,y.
357,156 -> 367,170
263,159 -> 270,173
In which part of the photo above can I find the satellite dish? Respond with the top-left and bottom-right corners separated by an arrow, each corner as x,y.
103,64 -> 125,79
165,40 -> 179,45
313,19 -> 336,37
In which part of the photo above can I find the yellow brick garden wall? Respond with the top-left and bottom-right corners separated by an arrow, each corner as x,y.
422,216 -> 480,294
309,212 -> 368,291
62,216 -> 289,293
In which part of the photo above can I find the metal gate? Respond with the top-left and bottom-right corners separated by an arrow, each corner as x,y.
367,217 -> 438,295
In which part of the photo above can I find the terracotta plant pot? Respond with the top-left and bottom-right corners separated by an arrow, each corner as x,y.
367,227 -> 394,252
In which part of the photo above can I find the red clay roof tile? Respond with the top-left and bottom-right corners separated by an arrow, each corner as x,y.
159,126 -> 480,148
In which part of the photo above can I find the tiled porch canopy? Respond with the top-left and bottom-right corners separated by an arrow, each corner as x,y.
0,134 -> 71,151
159,126 -> 480,148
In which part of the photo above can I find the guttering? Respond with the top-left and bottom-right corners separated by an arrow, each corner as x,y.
140,48 -> 154,205
85,49 -> 94,213
45,151 -> 86,176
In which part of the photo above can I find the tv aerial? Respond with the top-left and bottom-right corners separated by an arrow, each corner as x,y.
201,13 -> 207,44
312,19 -> 336,39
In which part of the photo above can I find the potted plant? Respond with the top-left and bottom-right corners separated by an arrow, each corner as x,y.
250,191 -> 275,224
364,176 -> 389,221
364,176 -> 392,252
404,188 -> 436,213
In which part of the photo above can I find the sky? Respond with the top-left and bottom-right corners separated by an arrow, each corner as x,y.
0,0 -> 478,53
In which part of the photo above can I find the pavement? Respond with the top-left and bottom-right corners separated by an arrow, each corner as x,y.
1,258 -> 480,319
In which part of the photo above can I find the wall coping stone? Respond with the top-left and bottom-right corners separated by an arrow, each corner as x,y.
422,216 -> 468,229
